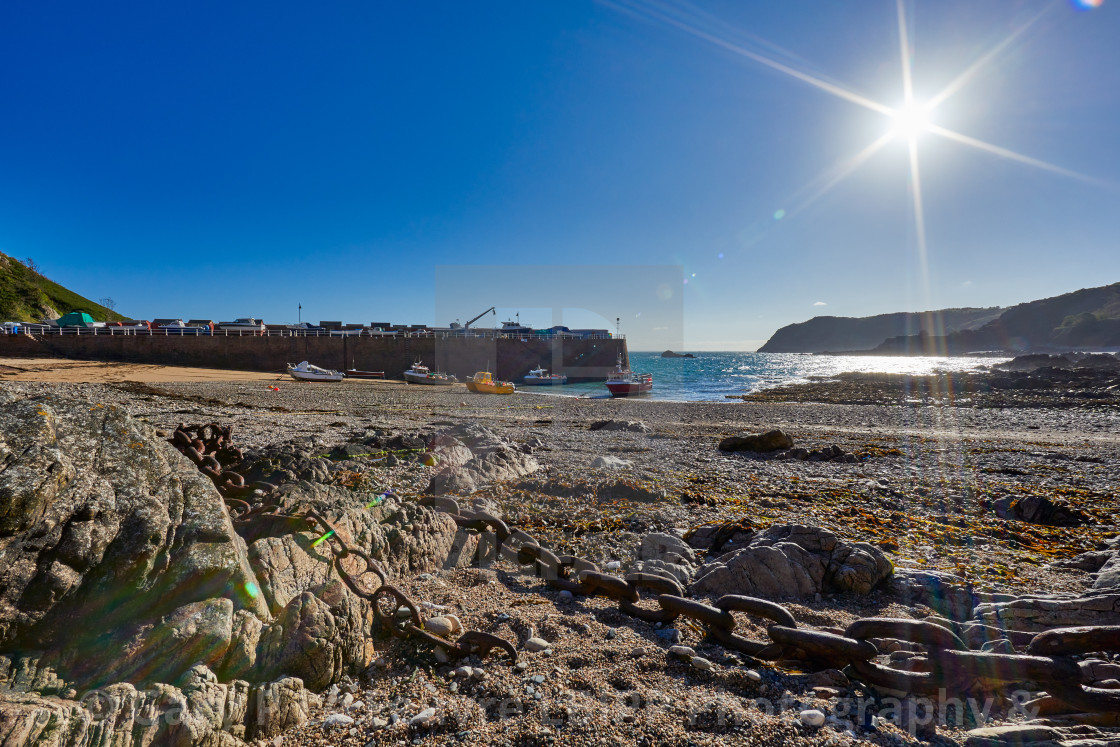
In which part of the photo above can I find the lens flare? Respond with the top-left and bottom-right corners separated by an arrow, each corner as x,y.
310,529 -> 335,548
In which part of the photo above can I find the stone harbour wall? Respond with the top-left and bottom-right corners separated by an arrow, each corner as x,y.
0,334 -> 628,382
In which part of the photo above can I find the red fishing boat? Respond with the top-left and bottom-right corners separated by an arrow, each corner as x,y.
604,354 -> 652,397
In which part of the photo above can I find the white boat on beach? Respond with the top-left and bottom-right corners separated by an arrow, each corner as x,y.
403,360 -> 458,385
287,361 -> 344,382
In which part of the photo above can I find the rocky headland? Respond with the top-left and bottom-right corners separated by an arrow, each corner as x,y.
2,354 -> 1119,747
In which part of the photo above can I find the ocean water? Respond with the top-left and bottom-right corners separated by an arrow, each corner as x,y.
525,351 -> 1010,403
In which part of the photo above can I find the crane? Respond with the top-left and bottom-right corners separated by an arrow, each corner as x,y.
457,306 -> 495,330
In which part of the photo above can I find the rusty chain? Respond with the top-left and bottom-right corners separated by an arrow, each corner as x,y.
169,424 -> 517,665
429,496 -> 1120,714
171,424 -> 1120,714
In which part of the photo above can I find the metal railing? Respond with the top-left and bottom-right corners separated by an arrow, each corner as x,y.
3,326 -> 623,340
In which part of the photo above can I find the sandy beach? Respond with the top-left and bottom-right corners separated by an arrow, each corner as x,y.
2,356 -> 1119,746
0,356 -> 297,383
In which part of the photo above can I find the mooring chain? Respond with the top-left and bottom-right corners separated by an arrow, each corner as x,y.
169,425 -> 518,664
169,423 -> 277,505
425,496 -> 1120,713
168,425 -> 1120,711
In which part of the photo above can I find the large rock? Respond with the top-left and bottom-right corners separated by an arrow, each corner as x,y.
639,532 -> 698,567
1094,553 -> 1120,590
890,568 -> 979,621
0,668 -> 307,746
975,593 -> 1120,633
591,455 -> 632,470
246,676 -> 312,739
1049,550 -> 1115,573
964,724 -> 1060,747
258,482 -> 474,592
684,521 -> 756,552
589,420 -> 650,433
427,424 -> 539,494
59,598 -> 237,689
255,580 -> 373,691
0,391 -> 485,746
993,494 -> 1093,527
718,429 -> 793,453
692,524 -> 893,598
631,532 -> 698,584
0,394 -> 266,689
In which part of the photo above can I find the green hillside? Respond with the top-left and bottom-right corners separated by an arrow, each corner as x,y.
0,252 -> 126,322
871,282 -> 1120,354
758,307 -> 1003,353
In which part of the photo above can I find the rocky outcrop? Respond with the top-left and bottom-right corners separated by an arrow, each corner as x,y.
0,392 -> 476,745
591,455 -> 632,470
890,568 -> 981,621
778,444 -> 859,463
589,420 -> 650,433
426,424 -> 539,494
975,593 -> 1120,633
718,429 -> 794,453
1093,553 -> 1120,590
995,354 -> 1075,372
0,667 -> 310,745
630,533 -> 697,585
0,395 -> 266,686
1048,550 -> 1114,573
684,521 -> 757,553
993,495 -> 1093,527
692,524 -> 893,598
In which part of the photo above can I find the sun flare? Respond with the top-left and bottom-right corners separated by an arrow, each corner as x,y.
890,101 -> 933,139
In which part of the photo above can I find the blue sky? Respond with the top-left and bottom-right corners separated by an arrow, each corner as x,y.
1,0 -> 1117,350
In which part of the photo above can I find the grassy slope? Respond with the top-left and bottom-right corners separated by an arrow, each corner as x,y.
0,252 -> 126,322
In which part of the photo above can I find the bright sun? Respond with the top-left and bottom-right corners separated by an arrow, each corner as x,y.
890,101 -> 933,139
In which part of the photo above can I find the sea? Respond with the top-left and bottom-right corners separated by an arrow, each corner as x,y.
523,351 -> 1011,403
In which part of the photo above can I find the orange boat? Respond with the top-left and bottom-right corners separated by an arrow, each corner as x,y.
465,371 -> 515,394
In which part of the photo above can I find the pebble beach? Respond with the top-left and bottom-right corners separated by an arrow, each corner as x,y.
2,355 -> 1119,747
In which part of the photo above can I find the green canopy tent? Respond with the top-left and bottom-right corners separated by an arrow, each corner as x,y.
56,311 -> 97,327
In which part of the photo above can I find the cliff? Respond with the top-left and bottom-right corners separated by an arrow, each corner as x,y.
872,282 -> 1120,354
758,307 -> 1002,354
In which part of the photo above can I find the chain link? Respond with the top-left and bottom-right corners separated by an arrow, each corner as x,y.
170,423 -> 1120,713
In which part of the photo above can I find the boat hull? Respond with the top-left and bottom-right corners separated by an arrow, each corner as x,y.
288,371 -> 344,382
605,382 -> 652,397
522,376 -> 567,386
466,382 -> 515,394
605,373 -> 653,397
345,369 -> 385,379
404,372 -> 457,385
466,379 -> 515,394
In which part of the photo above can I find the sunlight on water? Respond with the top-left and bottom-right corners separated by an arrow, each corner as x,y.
522,352 -> 1009,403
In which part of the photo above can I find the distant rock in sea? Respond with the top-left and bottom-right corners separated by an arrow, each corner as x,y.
661,350 -> 695,358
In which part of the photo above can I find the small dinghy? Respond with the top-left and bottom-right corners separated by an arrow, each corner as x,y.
287,361 -> 344,382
